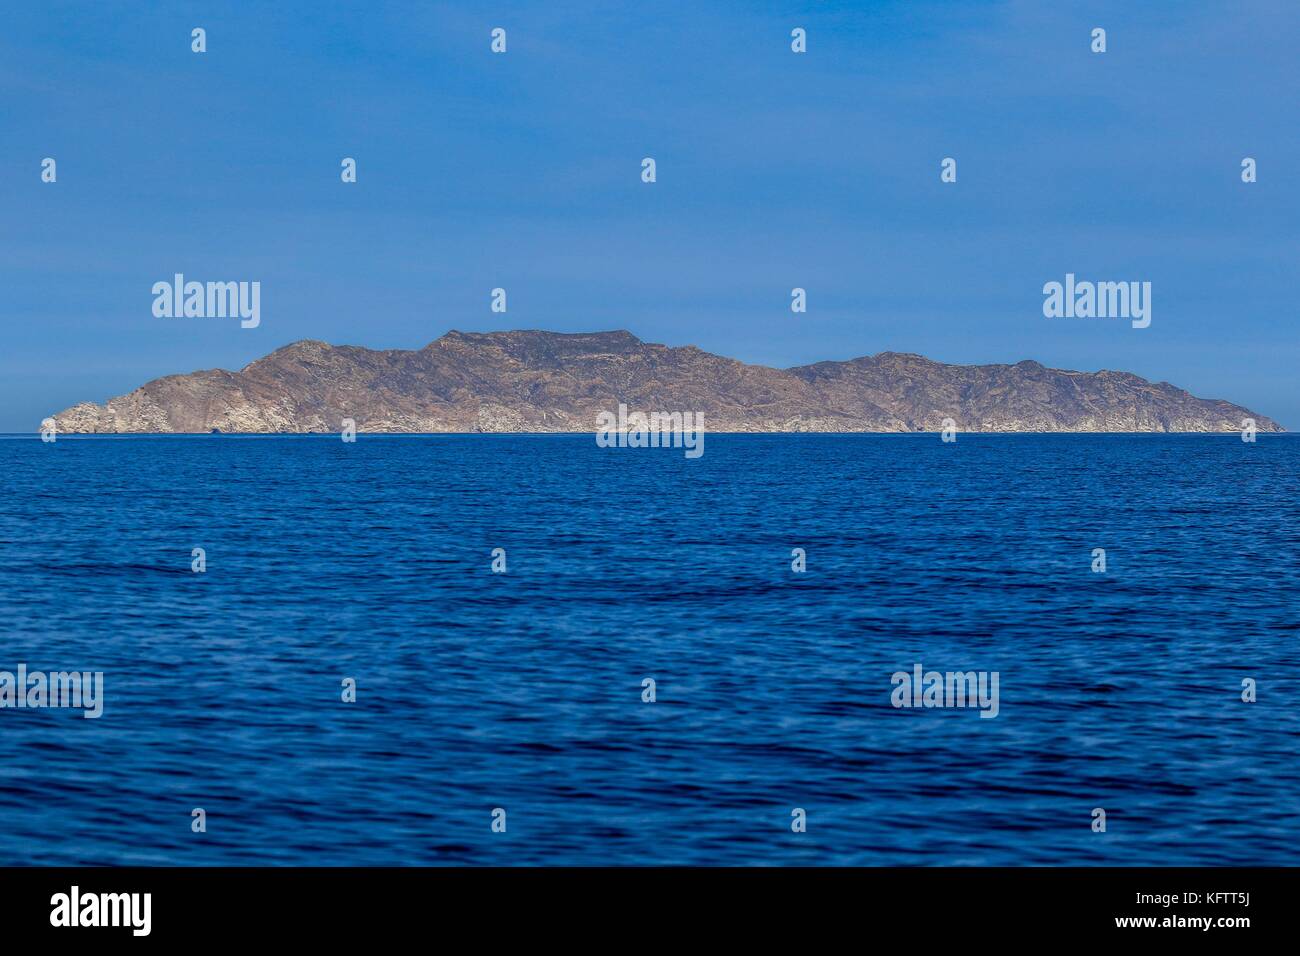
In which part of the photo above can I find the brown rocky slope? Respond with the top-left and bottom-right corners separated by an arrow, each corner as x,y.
47,330 -> 1283,433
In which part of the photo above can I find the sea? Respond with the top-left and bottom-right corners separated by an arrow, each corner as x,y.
0,433 -> 1296,865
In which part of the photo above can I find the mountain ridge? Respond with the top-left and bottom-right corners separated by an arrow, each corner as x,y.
47,329 -> 1284,433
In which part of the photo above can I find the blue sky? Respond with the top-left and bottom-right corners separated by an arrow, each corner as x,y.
2,0 -> 1297,429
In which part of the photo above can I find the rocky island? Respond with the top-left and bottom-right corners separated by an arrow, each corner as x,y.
47,330 -> 1283,433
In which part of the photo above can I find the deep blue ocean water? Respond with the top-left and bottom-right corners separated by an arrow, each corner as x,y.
0,433 -> 1297,866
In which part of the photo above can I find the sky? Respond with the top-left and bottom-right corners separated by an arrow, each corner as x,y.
2,0 -> 1297,430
